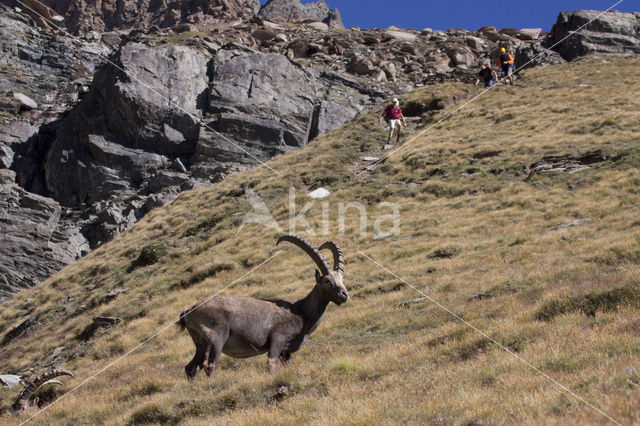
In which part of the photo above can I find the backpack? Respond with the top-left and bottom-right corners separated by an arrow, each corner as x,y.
385,105 -> 400,121
501,53 -> 514,65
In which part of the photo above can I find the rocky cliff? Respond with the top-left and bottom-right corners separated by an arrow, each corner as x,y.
3,0 -> 261,34
546,9 -> 640,60
0,2 -> 639,300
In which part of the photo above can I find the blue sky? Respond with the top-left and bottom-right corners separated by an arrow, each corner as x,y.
261,1 -> 637,31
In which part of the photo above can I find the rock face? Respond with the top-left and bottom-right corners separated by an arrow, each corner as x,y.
258,0 -> 342,28
0,169 -> 89,300
2,0 -> 262,34
44,42 -> 209,207
546,10 -> 640,60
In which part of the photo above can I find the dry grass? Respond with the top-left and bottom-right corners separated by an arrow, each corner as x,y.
1,56 -> 640,424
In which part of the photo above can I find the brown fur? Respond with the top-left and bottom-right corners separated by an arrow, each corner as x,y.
179,236 -> 347,379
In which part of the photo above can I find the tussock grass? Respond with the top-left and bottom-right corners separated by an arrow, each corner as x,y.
1,56 -> 640,424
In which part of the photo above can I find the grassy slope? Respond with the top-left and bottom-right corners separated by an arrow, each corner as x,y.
1,56 -> 640,425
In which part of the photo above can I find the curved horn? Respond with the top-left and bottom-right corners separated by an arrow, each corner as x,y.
277,235 -> 330,275
12,370 -> 74,411
319,241 -> 344,274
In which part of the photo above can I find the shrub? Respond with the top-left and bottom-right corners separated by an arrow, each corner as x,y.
535,284 -> 640,321
182,213 -> 225,237
128,245 -> 167,272
128,404 -> 177,425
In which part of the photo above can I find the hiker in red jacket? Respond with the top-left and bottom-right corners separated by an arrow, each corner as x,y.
379,97 -> 407,144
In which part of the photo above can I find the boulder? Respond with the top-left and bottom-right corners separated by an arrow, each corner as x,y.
209,50 -> 318,150
252,29 -> 277,42
547,10 -> 640,61
306,22 -> 329,32
445,45 -> 476,67
0,374 -> 21,387
516,41 -> 565,69
12,92 -> 37,110
258,0 -> 343,28
519,28 -> 542,40
384,29 -> 418,42
18,0 -> 64,31
466,36 -> 487,51
148,170 -> 193,193
347,55 -> 375,75
286,38 -> 310,57
381,61 -> 398,81
425,51 -> 453,73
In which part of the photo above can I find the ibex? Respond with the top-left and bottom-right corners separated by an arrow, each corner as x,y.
178,235 -> 348,379
1,369 -> 74,414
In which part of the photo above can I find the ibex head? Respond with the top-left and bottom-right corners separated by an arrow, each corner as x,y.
277,235 -> 348,305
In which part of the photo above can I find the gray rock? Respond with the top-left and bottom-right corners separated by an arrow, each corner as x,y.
347,55 -> 375,75
148,170 -> 193,193
516,41 -> 565,69
0,374 -> 22,387
84,31 -> 102,42
373,232 -> 393,241
109,43 -> 209,153
0,181 -> 82,300
547,10 -> 640,60
259,0 -> 343,28
209,51 -> 319,149
52,0 -> 260,34
519,28 -> 542,40
555,219 -> 590,230
12,92 -> 37,110
445,45 -> 476,67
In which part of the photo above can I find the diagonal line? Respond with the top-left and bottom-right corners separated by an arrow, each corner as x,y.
19,250 -> 282,425
14,0 -> 283,177
358,0 -> 625,177
358,250 -> 623,426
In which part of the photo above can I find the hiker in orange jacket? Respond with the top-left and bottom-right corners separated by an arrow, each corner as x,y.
379,98 -> 407,144
498,46 -> 515,85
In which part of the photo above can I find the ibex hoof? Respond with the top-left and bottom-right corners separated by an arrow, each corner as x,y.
185,364 -> 199,380
204,364 -> 215,378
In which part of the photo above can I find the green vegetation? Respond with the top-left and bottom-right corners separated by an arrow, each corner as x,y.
1,56 -> 640,424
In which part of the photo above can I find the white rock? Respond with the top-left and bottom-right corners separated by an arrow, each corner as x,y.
0,374 -> 22,387
85,31 -> 101,42
307,22 -> 329,32
308,187 -> 330,199
13,92 -> 37,110
361,157 -> 380,162
263,20 -> 284,31
384,30 -> 417,42
163,123 -> 185,143
519,28 -> 542,40
373,232 -> 392,241
555,219 -> 590,230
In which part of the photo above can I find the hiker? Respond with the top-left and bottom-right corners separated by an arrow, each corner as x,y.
498,46 -> 515,85
475,62 -> 497,88
379,98 -> 407,144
